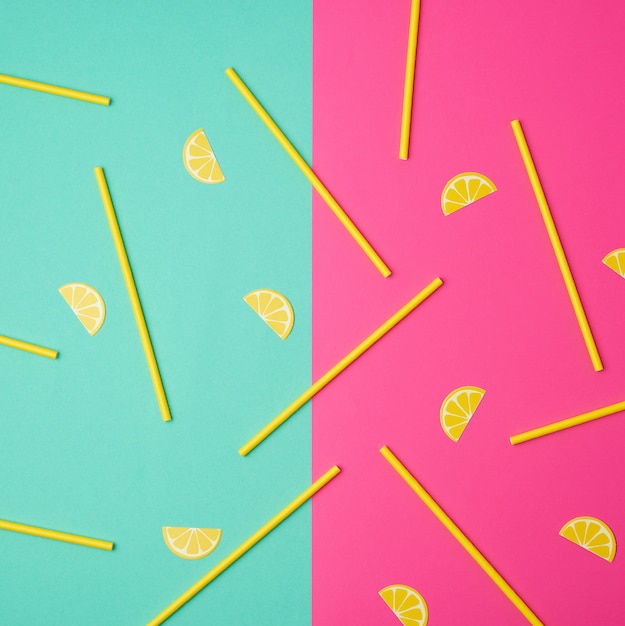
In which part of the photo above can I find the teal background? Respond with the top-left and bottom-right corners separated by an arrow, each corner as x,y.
0,1 -> 311,624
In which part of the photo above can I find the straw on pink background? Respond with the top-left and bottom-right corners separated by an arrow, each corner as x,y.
312,1 -> 625,624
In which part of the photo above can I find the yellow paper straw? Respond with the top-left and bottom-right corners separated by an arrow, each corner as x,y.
147,465 -> 340,626
240,278 -> 443,456
0,73 -> 110,106
510,398 -> 625,445
0,519 -> 113,550
399,0 -> 422,160
511,119 -> 602,372
380,445 -> 543,626
94,167 -> 172,422
226,67 -> 391,278
0,334 -> 58,359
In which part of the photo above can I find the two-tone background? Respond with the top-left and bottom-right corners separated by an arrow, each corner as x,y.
1,1 -> 625,624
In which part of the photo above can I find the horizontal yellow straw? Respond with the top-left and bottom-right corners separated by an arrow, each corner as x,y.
240,277 -> 443,456
147,465 -> 340,625
95,167 -> 172,422
380,445 -> 543,626
511,119 -> 602,372
226,67 -> 391,278
0,334 -> 58,359
510,398 -> 625,445
0,519 -> 113,550
399,0 -> 422,160
0,73 -> 110,106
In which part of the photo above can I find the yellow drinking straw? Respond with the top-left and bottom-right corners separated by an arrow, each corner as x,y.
94,167 -> 172,422
511,119 -> 602,372
0,73 -> 110,106
399,0 -> 422,159
0,519 -> 113,550
510,398 -> 625,445
240,278 -> 443,456
380,445 -> 543,626
0,334 -> 58,359
147,465 -> 340,626
225,67 -> 391,278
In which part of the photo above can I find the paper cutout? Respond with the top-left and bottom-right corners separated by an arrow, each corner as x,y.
602,248 -> 625,278
182,129 -> 225,184
559,517 -> 616,562
441,172 -> 496,215
440,385 -> 485,442
58,282 -> 106,336
379,584 -> 428,626
243,289 -> 294,340
162,527 -> 222,560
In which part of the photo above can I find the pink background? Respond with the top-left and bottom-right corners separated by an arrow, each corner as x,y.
312,1 -> 625,624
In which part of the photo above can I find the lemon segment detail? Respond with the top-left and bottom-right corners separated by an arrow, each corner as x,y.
602,248 -> 625,278
440,385 -> 485,442
243,289 -> 294,339
559,516 -> 616,562
379,584 -> 428,626
58,282 -> 106,336
441,172 -> 496,215
182,129 -> 225,184
162,527 -> 222,560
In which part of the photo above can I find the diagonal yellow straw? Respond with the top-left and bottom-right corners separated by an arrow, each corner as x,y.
511,119 -> 602,372
239,278 -> 443,456
380,445 -> 543,626
0,334 -> 58,359
0,519 -> 113,550
226,67 -> 391,278
510,398 -> 625,445
0,73 -> 110,106
147,465 -> 341,626
399,0 -> 422,160
94,167 -> 172,422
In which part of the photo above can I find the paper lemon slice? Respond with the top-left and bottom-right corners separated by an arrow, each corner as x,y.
162,527 -> 222,560
602,249 -> 625,278
58,282 -> 106,336
440,385 -> 485,442
183,128 -> 225,184
559,516 -> 616,562
379,584 -> 428,626
243,289 -> 294,340
441,172 -> 496,215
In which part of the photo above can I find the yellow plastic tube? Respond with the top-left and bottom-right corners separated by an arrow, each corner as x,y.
380,445 -> 543,626
511,119 -> 602,372
147,465 -> 341,626
0,73 -> 110,105
399,0 -> 422,159
226,67 -> 391,278
0,334 -> 58,359
95,167 -> 172,422
510,398 -> 625,445
0,519 -> 113,550
239,278 -> 443,456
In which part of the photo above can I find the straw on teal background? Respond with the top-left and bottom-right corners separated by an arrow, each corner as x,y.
0,1 -> 311,624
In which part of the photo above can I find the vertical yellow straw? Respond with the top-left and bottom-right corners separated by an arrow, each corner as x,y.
0,334 -> 58,359
0,73 -> 110,105
225,67 -> 391,278
147,465 -> 341,625
239,278 -> 443,456
94,167 -> 172,422
0,519 -> 113,550
399,0 -> 422,159
511,120 -> 602,372
380,446 -> 543,626
510,398 -> 625,445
